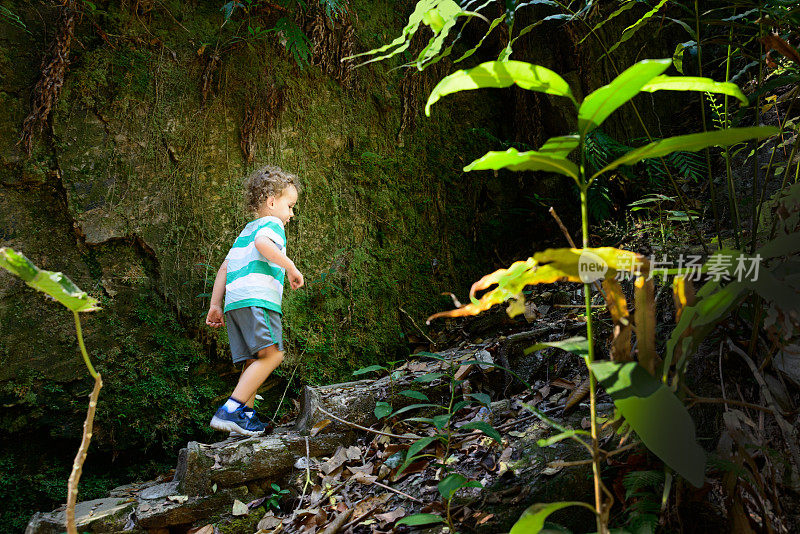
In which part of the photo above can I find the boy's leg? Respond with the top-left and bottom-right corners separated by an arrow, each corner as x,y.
231,344 -> 284,405
240,359 -> 257,408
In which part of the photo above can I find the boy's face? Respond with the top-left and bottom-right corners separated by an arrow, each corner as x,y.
266,185 -> 298,225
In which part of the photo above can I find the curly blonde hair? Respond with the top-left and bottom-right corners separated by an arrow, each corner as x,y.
245,165 -> 300,213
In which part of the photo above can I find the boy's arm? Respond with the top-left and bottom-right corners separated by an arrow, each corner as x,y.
254,236 -> 304,289
205,260 -> 227,328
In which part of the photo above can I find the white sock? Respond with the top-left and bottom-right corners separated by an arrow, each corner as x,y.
223,398 -> 244,412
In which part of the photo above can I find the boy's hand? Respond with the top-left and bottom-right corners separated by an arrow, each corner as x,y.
288,266 -> 304,290
206,305 -> 225,328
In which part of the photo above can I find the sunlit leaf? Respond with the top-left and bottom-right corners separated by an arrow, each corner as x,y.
537,429 -> 591,447
426,60 -> 576,116
510,501 -> 597,534
464,148 -> 580,182
342,0 -> 438,65
579,59 -> 670,136
641,75 -> 748,105
538,135 -> 579,159
595,126 -> 779,179
590,361 -> 705,487
428,248 -> 649,321
0,247 -> 100,313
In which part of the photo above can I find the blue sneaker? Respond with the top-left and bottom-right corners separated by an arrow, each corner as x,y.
229,412 -> 274,438
210,406 -> 265,436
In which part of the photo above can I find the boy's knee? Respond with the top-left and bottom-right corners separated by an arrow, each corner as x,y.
256,345 -> 283,363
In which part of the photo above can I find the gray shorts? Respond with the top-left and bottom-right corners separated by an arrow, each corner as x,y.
225,307 -> 284,364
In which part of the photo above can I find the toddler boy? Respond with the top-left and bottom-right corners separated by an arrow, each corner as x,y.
205,165 -> 304,436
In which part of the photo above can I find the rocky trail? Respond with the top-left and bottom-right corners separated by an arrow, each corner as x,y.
27,297 -> 615,534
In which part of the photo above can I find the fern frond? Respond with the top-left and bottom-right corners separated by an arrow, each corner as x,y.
622,469 -> 665,493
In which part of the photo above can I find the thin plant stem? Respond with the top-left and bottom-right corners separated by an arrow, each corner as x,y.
66,312 -> 102,534
722,22 -> 742,249
754,95 -> 797,246
750,5 -> 763,254
580,179 -> 606,533
695,0 -> 723,248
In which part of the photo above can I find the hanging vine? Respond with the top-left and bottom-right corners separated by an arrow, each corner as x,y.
19,0 -> 77,155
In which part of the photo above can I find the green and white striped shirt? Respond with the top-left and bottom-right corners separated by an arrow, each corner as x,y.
224,216 -> 286,314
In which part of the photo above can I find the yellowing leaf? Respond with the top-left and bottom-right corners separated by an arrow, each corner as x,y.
428,248 -> 649,321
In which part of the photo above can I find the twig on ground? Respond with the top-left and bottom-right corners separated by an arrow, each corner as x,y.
292,436 -> 312,521
399,306 -> 435,346
367,479 -> 424,504
340,505 -> 380,531
314,406 -> 421,440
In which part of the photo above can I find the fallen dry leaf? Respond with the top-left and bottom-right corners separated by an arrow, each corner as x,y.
167,495 -> 188,504
321,447 -> 349,474
352,493 -> 391,519
310,419 -> 332,436
187,525 -> 214,534
352,471 -> 378,485
375,507 -> 406,524
257,511 -> 282,531
231,499 -> 249,516
345,445 -> 362,461
347,462 -> 374,475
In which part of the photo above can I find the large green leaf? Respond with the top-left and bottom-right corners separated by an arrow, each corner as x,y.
510,501 -> 597,534
426,60 -> 576,116
0,247 -> 100,313
464,148 -> 580,182
641,75 -> 748,105
538,135 -> 580,158
590,361 -> 705,487
578,59 -> 670,137
594,126 -> 779,179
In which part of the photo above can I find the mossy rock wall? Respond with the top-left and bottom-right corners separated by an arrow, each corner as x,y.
0,2 -> 513,529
